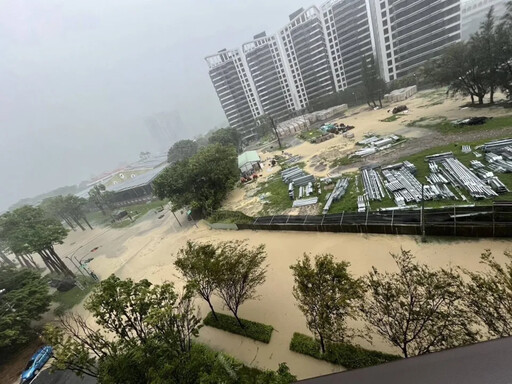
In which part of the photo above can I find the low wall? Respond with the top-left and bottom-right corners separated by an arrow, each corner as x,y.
205,222 -> 239,230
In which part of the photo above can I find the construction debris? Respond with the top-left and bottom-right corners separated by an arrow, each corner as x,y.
323,178 -> 349,214
361,167 -> 385,201
292,197 -> 318,207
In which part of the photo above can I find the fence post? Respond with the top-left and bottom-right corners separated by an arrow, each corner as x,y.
391,210 -> 395,229
453,205 -> 456,236
365,209 -> 369,226
321,215 -> 325,226
340,211 -> 345,226
269,215 -> 275,225
286,215 -> 290,224
303,215 -> 308,224
492,205 -> 495,237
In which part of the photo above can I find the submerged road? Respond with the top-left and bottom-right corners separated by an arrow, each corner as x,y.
33,369 -> 97,384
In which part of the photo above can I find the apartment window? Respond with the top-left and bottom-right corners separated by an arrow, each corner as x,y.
387,52 -> 392,59
389,74 -> 395,80
387,60 -> 392,66
380,2 -> 385,10
381,11 -> 386,18
383,19 -> 388,27
386,44 -> 390,51
385,36 -> 390,43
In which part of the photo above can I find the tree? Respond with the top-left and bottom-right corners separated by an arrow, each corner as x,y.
208,127 -> 241,151
88,184 -> 115,216
45,275 -> 294,383
215,240 -> 267,328
360,249 -> 478,358
497,2 -> 512,98
41,195 -> 93,231
360,55 -> 386,108
175,241 -> 222,320
167,139 -> 199,164
425,42 -> 489,104
0,266 -> 51,351
470,7 -> 500,103
154,144 -> 239,217
255,114 -> 282,148
290,254 -> 363,354
463,250 -> 512,338
0,206 -> 73,276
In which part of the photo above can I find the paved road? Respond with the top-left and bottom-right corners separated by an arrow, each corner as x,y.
33,369 -> 97,384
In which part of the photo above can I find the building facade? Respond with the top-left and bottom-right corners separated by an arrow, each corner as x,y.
322,0 -> 376,89
242,32 -> 295,122
461,0 -> 508,40
370,0 -> 461,81
277,7 -> 336,110
206,0 -> 463,137
205,49 -> 262,140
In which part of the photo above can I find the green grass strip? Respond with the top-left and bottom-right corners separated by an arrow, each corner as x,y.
204,312 -> 273,344
289,332 -> 401,370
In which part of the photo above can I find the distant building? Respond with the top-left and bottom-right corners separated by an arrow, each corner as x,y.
205,49 -> 262,141
370,0 -> 461,81
242,32 -> 295,122
278,7 -> 336,109
461,0 -> 508,40
322,0 -> 376,89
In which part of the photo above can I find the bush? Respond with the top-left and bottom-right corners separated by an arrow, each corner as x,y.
204,312 -> 273,344
208,210 -> 254,224
289,333 -> 401,370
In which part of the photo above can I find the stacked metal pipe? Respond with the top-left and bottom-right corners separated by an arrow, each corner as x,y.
323,178 -> 349,214
442,158 -> 497,198
361,168 -> 385,201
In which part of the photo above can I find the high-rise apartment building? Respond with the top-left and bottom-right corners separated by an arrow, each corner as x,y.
322,0 -> 376,89
206,0 -> 463,138
205,49 -> 262,140
242,32 -> 296,122
370,0 -> 461,81
278,7 -> 336,110
461,0 -> 508,40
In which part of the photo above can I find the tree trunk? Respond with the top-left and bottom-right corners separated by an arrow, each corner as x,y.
26,254 -> 39,269
72,216 -> 86,231
319,333 -> 326,354
470,94 -> 475,104
233,310 -> 244,329
82,216 -> 93,230
378,96 -> 383,108
478,95 -> 484,105
367,100 -> 373,108
207,300 -> 218,321
62,216 -> 75,231
40,249 -> 60,274
0,251 -> 14,266
490,88 -> 494,104
48,246 -> 75,278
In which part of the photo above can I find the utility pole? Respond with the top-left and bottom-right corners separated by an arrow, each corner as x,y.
269,115 -> 282,149
66,256 -> 87,278
172,210 -> 182,227
421,184 -> 426,242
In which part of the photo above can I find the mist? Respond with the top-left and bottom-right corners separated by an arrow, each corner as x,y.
0,0 -> 306,210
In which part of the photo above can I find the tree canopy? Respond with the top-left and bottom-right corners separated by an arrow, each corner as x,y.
0,206 -> 73,276
360,55 -> 386,108
45,275 -> 295,383
359,249 -> 477,358
153,144 -> 239,216
41,195 -> 92,231
290,254 -> 363,353
208,127 -> 241,150
167,139 -> 199,164
0,266 -> 51,351
464,250 -> 512,338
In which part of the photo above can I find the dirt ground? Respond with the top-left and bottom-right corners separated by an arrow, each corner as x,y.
224,90 -> 512,216
41,211 -> 512,380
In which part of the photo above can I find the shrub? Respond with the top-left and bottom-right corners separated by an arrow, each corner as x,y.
208,210 -> 254,224
289,333 -> 401,370
204,312 -> 273,344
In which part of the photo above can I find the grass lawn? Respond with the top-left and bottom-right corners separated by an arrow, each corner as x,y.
204,312 -> 273,344
86,199 -> 168,227
330,156 -> 354,168
299,129 -> 325,142
322,174 -> 360,213
52,277 -> 97,316
407,115 -> 512,134
380,115 -> 401,123
289,333 -> 401,370
256,175 -> 293,215
208,210 -> 254,224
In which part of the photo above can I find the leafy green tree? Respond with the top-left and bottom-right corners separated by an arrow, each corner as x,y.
0,206 -> 73,276
154,144 -> 239,217
88,184 -> 115,216
216,240 -> 267,328
290,254 -> 363,354
208,127 -> 241,151
41,195 -> 93,231
175,241 -> 222,320
0,243 -> 14,266
359,249 -> 478,358
470,7 -> 501,103
360,55 -> 386,108
497,2 -> 512,98
0,266 -> 51,350
463,250 -> 512,338
167,139 -> 199,164
255,114 -> 282,148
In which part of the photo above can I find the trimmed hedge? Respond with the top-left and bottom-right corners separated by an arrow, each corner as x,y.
208,210 -> 254,224
289,332 -> 401,370
204,312 -> 273,344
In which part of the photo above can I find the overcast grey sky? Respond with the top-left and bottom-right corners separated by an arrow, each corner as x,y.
0,0 -> 307,210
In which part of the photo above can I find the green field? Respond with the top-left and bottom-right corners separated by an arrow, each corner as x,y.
86,199 -> 168,227
380,115 -> 401,123
52,277 -> 97,316
407,115 -> 512,134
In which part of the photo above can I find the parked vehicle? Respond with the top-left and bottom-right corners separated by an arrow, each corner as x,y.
20,346 -> 53,383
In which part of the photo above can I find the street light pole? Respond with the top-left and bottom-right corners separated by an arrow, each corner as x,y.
65,256 -> 87,277
421,184 -> 426,243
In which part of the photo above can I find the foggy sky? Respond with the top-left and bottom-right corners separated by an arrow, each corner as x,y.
0,0 -> 306,210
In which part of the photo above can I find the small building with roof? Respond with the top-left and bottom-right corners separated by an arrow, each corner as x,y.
238,151 -> 261,176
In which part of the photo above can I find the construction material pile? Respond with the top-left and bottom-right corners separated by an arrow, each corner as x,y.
322,178 -> 349,214
383,165 -> 423,204
361,167 -> 385,201
441,158 -> 497,199
282,167 -> 317,207
354,135 -> 401,157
